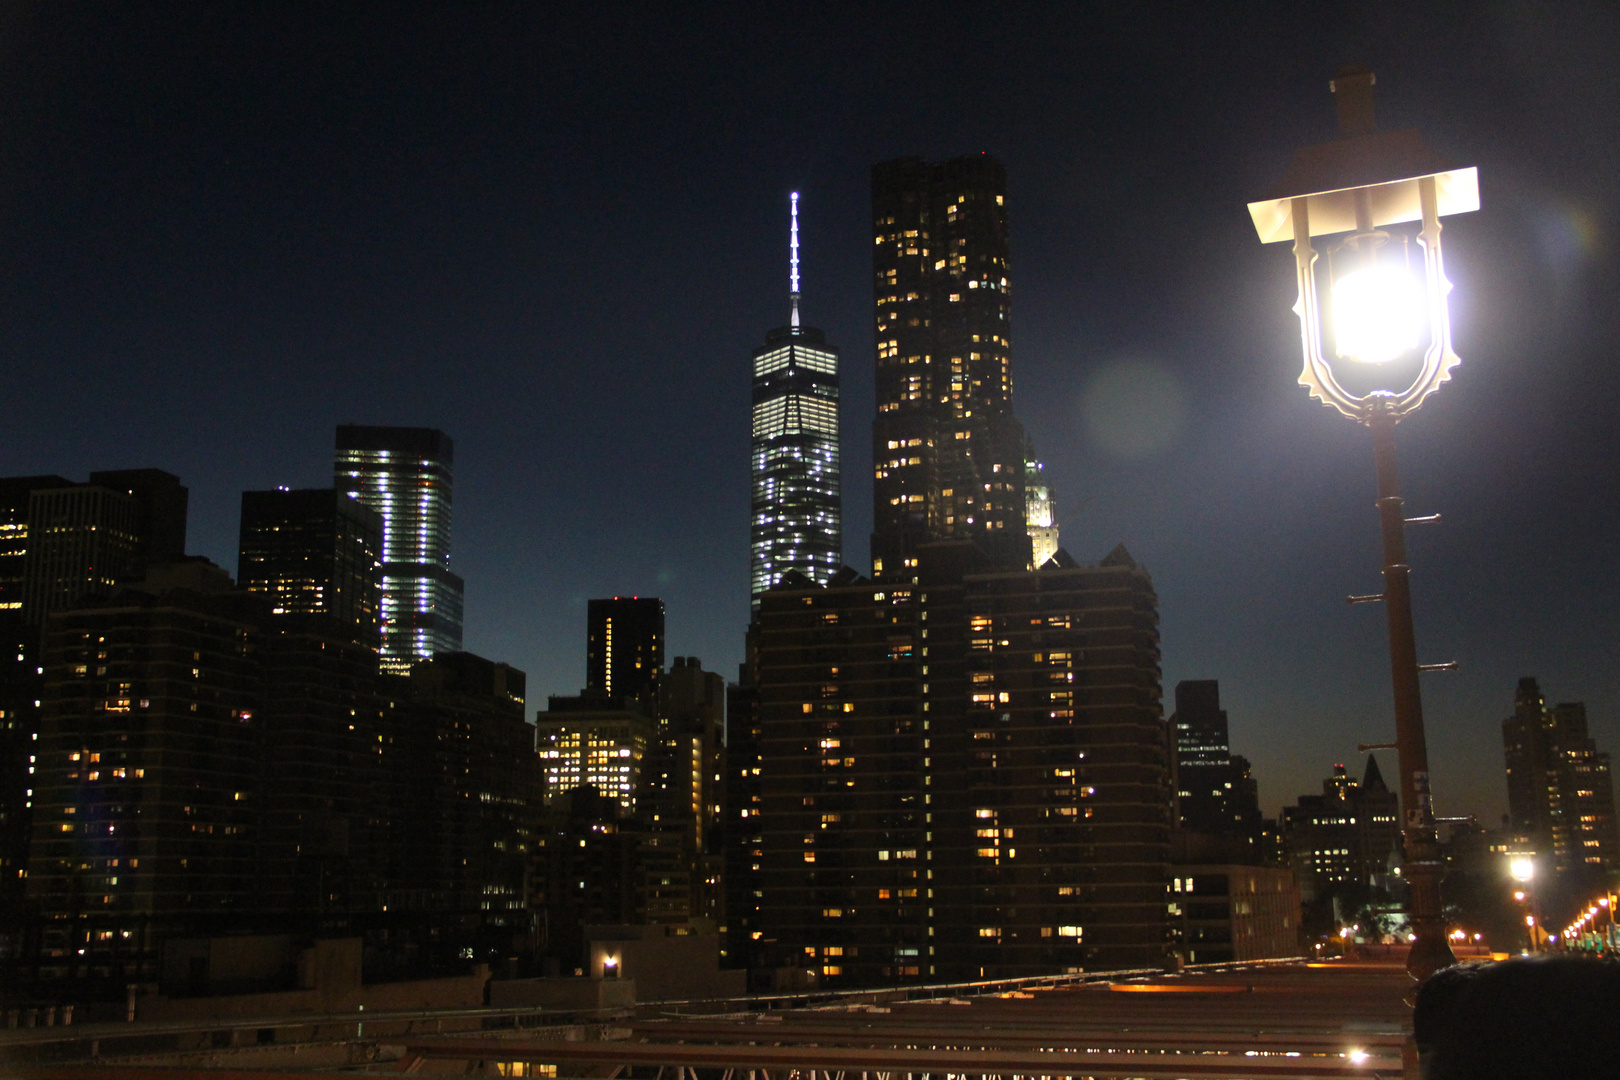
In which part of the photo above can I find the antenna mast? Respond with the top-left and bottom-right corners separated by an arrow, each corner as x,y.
790,191 -> 801,328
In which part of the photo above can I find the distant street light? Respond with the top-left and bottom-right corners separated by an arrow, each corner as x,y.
1510,858 -> 1535,884
1248,66 -> 1479,985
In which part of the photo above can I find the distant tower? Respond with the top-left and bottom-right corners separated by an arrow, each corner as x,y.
1024,452 -> 1059,568
1503,677 -> 1620,872
334,426 -> 464,674
238,488 -> 383,643
750,192 -> 841,608
586,597 -> 665,703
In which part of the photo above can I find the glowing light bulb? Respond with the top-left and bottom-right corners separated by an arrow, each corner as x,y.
1348,1049 -> 1370,1065
1332,265 -> 1424,363
1510,858 -> 1534,883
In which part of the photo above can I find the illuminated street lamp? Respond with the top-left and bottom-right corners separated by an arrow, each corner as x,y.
1249,67 -> 1479,984
1510,858 -> 1534,884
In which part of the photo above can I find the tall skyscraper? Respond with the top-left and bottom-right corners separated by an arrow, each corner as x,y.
1503,677 -> 1620,872
238,487 -> 383,642
586,596 -> 665,703
334,426 -> 464,674
870,154 -> 1031,579
751,192 -> 841,606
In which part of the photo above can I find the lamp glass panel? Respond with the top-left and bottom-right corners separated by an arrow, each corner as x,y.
1331,265 -> 1424,364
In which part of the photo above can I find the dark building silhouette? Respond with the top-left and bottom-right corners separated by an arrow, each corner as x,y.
22,571 -> 535,990
86,470 -> 188,568
1171,680 -> 1263,856
586,597 -> 665,704
0,476 -> 71,624
1167,864 -> 1300,964
390,652 -> 537,931
870,155 -> 1031,578
1279,759 -> 1401,903
27,583 -> 269,986
1,470 -> 188,953
334,426 -> 464,675
722,639 -> 763,969
753,541 -> 1170,985
750,194 -> 842,608
1503,677 -> 1619,873
1,477 -> 72,937
237,488 -> 383,643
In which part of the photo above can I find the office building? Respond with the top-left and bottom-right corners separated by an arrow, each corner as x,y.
1171,680 -> 1264,853
0,476 -> 71,623
19,485 -> 141,624
1502,677 -> 1619,873
586,597 -> 664,703
334,426 -> 464,674
870,154 -> 1031,578
536,707 -> 655,814
1278,759 -> 1400,903
238,487 -> 383,643
751,193 -> 842,607
753,540 -> 1170,985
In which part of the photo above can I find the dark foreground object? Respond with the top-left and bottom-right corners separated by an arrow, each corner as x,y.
1415,955 -> 1620,1080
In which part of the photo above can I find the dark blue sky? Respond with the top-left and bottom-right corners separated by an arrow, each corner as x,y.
2,2 -> 1616,818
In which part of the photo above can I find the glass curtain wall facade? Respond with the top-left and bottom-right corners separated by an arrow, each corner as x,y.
751,195 -> 841,606
751,330 -> 841,603
334,426 -> 464,674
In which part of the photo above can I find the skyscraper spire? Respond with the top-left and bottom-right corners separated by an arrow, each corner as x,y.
789,191 -> 801,328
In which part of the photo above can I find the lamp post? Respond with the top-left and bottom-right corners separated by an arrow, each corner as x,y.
1510,856 -> 1537,953
1248,66 -> 1479,984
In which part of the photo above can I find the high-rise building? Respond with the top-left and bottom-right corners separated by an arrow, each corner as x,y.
870,155 -> 1031,579
1502,677 -> 1619,872
334,426 -> 464,674
750,193 -> 841,607
19,484 -> 141,624
0,476 -> 71,624
586,597 -> 664,703
753,541 -> 1170,984
238,487 -> 383,643
1170,680 -> 1264,852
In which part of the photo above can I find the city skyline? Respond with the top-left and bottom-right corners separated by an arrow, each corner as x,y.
1,5 -> 1617,822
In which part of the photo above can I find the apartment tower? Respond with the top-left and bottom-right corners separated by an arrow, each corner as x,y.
871,155 -> 1031,579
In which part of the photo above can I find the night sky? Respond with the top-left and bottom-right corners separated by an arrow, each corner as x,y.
2,3 -> 1616,820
